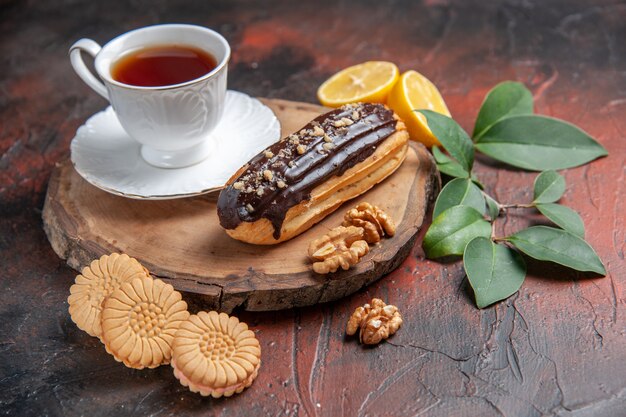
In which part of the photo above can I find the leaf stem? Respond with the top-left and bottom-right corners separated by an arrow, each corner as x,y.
499,203 -> 535,209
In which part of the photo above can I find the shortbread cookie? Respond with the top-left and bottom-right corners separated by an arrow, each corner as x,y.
217,102 -> 409,244
68,253 -> 150,338
171,311 -> 261,398
101,276 -> 189,369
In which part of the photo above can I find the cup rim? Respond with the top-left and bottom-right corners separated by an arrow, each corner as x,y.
95,23 -> 230,91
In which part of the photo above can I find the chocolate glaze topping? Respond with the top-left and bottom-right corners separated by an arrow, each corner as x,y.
217,102 -> 397,239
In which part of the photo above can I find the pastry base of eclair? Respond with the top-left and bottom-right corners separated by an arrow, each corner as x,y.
224,124 -> 409,245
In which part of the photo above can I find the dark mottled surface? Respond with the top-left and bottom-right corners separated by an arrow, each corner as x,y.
1,1 -> 625,416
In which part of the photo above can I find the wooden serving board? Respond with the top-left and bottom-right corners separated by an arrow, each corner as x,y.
43,99 -> 439,312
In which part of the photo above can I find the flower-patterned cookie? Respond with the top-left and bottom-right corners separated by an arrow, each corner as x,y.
171,311 -> 261,398
68,253 -> 150,338
100,276 -> 189,369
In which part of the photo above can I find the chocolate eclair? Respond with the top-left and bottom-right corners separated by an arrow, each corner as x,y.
217,102 -> 409,245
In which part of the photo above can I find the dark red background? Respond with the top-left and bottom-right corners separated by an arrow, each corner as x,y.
1,1 -> 625,416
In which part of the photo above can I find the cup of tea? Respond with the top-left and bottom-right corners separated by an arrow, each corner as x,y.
70,24 -> 230,168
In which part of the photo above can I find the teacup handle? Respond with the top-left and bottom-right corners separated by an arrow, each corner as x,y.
69,39 -> 109,100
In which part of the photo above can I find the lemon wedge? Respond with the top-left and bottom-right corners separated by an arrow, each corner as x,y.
317,61 -> 399,107
387,70 -> 450,147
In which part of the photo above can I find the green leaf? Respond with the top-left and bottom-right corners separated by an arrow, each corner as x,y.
464,237 -> 526,308
506,226 -> 605,275
473,81 -> 534,140
484,193 -> 500,221
432,146 -> 469,178
423,206 -> 492,258
419,110 -> 474,172
536,203 -> 585,237
433,178 -> 486,219
475,115 -> 608,170
533,170 -> 565,203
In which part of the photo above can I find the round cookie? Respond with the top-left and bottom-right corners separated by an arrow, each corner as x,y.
68,253 -> 150,338
171,311 -> 261,398
101,276 -> 189,369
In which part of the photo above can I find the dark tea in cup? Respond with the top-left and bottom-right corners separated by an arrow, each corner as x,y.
69,24 -> 230,168
111,45 -> 218,87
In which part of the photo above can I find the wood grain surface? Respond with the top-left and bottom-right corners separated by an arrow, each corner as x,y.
1,1 -> 625,416
42,98 -> 438,312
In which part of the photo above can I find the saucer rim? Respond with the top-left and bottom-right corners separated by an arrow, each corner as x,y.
70,168 -> 225,199
70,91 -> 280,200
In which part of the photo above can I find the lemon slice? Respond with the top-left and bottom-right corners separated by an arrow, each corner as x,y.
317,61 -> 399,107
387,70 -> 450,147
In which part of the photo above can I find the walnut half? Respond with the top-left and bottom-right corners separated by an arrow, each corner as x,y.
342,202 -> 396,244
346,298 -> 402,345
308,226 -> 369,274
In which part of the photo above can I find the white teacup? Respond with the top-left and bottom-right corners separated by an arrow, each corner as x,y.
70,24 -> 230,168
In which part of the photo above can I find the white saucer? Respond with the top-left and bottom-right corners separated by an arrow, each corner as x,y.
70,91 -> 281,199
